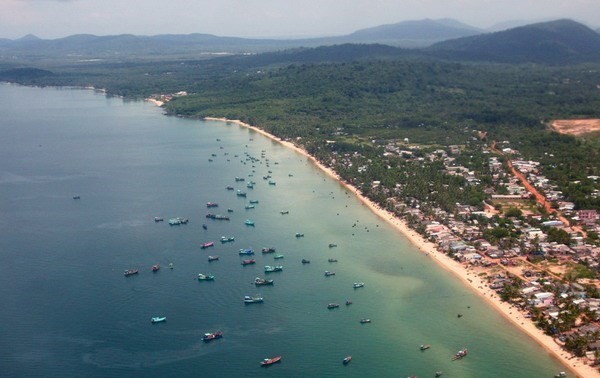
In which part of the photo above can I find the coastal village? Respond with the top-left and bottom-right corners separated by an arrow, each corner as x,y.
318,131 -> 600,372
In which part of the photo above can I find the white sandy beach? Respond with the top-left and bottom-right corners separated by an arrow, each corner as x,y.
203,116 -> 598,378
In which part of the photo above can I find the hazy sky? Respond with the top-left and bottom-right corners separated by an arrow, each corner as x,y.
1,0 -> 599,39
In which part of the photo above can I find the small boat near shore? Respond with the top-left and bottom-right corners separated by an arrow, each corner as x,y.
202,330 -> 223,342
554,372 -> 567,378
201,242 -> 215,249
208,255 -> 219,262
452,348 -> 468,360
244,295 -> 264,304
198,273 -> 215,281
151,316 -> 166,323
342,356 -> 352,365
260,356 -> 281,366
124,269 -> 139,277
254,277 -> 274,286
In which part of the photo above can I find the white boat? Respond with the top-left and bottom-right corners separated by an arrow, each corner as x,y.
353,282 -> 365,288
151,316 -> 166,323
244,295 -> 264,303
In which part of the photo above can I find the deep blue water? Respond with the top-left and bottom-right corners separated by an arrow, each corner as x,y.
0,83 -> 570,377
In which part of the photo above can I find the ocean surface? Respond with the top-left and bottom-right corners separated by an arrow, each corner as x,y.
0,83 -> 570,377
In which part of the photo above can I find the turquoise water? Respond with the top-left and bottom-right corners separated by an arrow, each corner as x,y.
0,83 -> 569,377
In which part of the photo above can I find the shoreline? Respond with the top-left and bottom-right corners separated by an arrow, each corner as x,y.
204,117 -> 597,378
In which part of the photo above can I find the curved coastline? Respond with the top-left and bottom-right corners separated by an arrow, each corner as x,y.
203,117 -> 597,378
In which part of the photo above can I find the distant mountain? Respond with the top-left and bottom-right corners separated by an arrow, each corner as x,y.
0,18 -> 483,63
429,19 -> 600,64
341,18 -> 482,47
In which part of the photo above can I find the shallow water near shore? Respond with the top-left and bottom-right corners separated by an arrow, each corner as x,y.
0,83 -> 571,377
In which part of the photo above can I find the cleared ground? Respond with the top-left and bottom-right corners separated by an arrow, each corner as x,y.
551,119 -> 600,136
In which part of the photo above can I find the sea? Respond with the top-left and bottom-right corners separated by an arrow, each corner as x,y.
0,83 -> 570,377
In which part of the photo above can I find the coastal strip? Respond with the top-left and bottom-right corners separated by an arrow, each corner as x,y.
203,117 -> 597,378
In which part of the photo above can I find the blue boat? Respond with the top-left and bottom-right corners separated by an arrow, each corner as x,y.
239,248 -> 254,255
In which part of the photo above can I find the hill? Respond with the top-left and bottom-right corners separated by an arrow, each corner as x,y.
429,19 -> 600,64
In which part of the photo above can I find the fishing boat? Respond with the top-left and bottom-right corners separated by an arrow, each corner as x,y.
202,330 -> 223,342
168,217 -> 188,225
327,303 -> 340,309
206,202 -> 218,208
244,219 -> 255,226
201,242 -> 215,249
208,255 -> 219,262
273,254 -> 284,259
249,200 -> 259,204
264,265 -> 283,273
152,264 -> 160,272
73,195 -> 81,200
235,177 -> 245,182
244,295 -> 264,304
280,210 -> 289,215
246,182 -> 254,189
154,217 -> 164,222
342,356 -> 352,365
226,186 -> 234,190
328,243 -> 337,248
241,259 -> 256,266
124,269 -> 139,277
452,348 -> 468,360
261,247 -> 276,253
254,277 -> 274,286
260,356 -> 281,366
353,282 -> 365,289
301,259 -> 310,264
239,248 -> 254,255
151,316 -> 166,323
420,344 -> 431,351
360,318 -> 371,323
268,180 -> 276,185
554,372 -> 567,378
295,233 -> 304,238
328,258 -> 338,262
345,300 -> 353,305
245,204 -> 255,209
324,271 -> 335,277
220,236 -> 235,243
236,190 -> 247,197
198,273 -> 215,281
215,214 -> 230,220
227,208 -> 234,213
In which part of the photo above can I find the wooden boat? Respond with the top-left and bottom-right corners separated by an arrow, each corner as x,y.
124,269 -> 139,277
260,356 -> 282,366
254,277 -> 274,286
208,255 -> 219,262
151,316 -> 166,323
244,295 -> 264,304
241,259 -> 256,266
152,264 -> 160,272
198,273 -> 215,281
342,356 -> 352,365
202,330 -> 223,342
201,242 -> 215,249
452,348 -> 468,360
420,344 -> 431,351
327,303 -> 340,309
